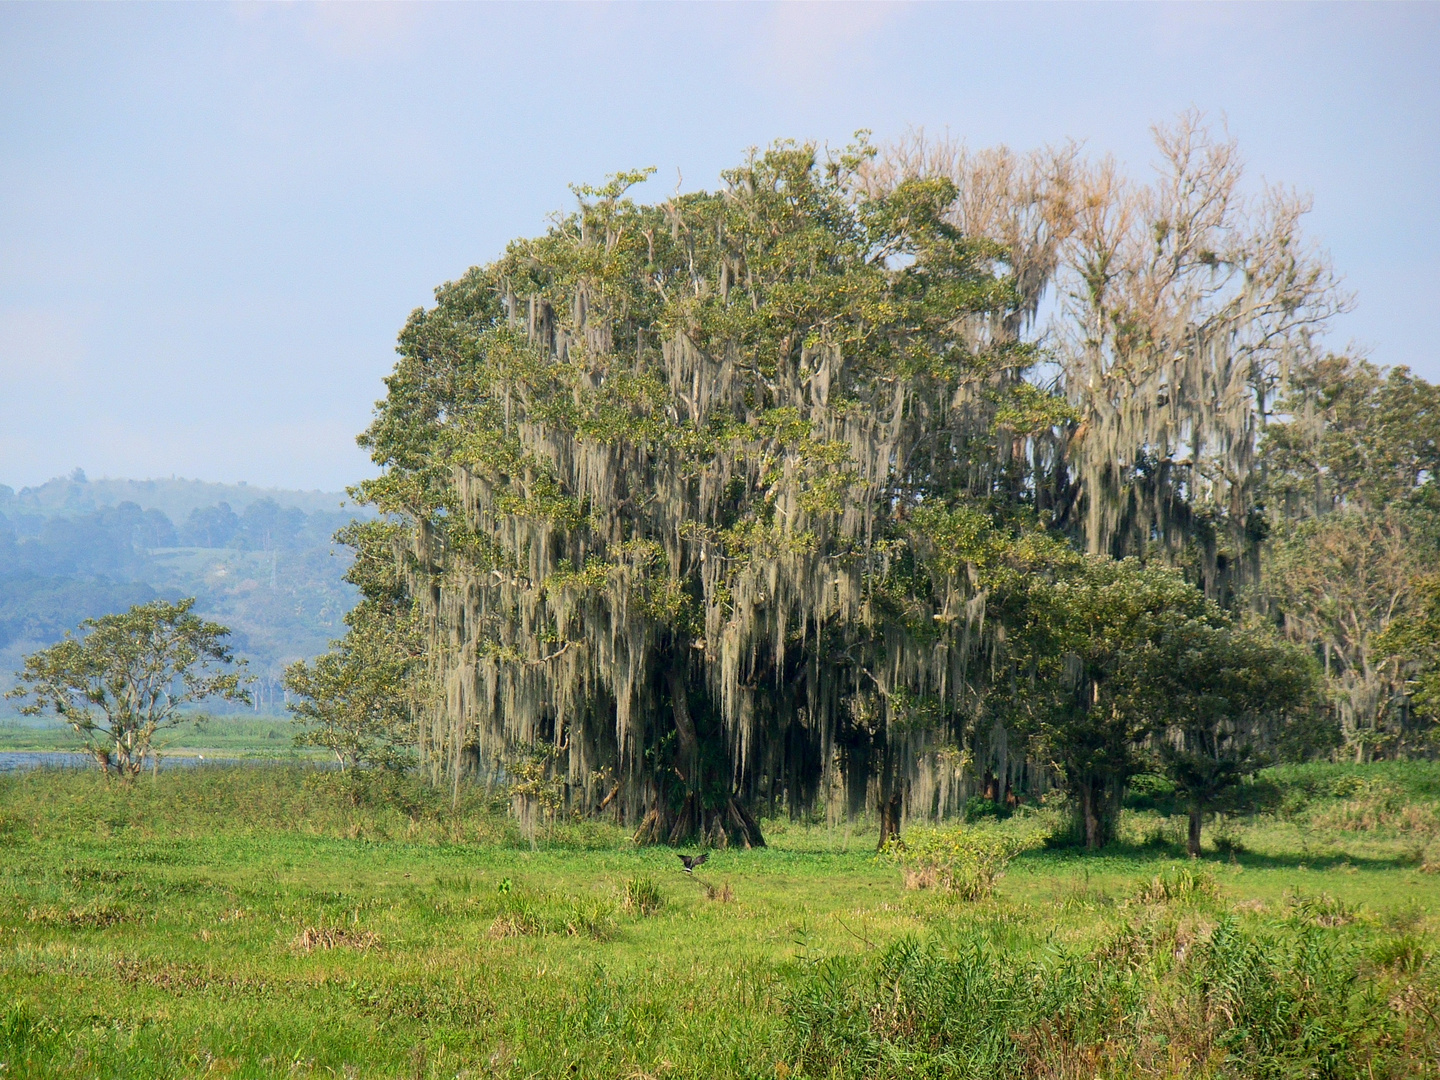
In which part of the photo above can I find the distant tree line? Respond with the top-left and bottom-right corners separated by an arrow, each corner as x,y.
0,497 -> 356,570
0,495 -> 364,708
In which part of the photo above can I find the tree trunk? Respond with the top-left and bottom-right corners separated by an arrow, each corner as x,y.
1081,783 -> 1102,850
666,664 -> 700,784
1188,801 -> 1204,858
629,664 -> 765,849
877,790 -> 902,851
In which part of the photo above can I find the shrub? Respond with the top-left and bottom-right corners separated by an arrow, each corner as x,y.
1210,816 -> 1248,857
963,795 -> 1000,821
1284,889 -> 1364,928
886,827 -> 1035,901
1371,934 -> 1430,974
1131,864 -> 1219,905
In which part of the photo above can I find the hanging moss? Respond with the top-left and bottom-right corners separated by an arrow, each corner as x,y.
354,141 -> 1049,843
353,119 -> 1348,841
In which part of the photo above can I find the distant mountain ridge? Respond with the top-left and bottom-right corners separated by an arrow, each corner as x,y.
0,472 -> 370,717
0,471 -> 363,523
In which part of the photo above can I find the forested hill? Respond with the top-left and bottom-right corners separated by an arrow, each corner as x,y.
2,472 -> 354,522
0,473 -> 372,715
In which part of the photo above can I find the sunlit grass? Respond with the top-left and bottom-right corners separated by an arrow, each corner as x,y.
3,764 -> 1440,1077
0,714 -> 322,758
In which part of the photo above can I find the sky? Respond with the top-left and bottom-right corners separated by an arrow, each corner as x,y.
1,2 -> 1436,493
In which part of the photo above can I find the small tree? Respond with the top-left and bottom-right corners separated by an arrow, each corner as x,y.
1130,614 -> 1323,856
284,614 -> 422,773
284,519 -> 424,773
6,598 -> 251,776
995,552 -> 1215,850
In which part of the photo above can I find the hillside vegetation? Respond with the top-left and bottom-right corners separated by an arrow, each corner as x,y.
0,473 -> 368,713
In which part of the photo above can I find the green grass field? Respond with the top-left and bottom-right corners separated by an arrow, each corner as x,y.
0,716 -> 322,759
4,765 -> 1440,1078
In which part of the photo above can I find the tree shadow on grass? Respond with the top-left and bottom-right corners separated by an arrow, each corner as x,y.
1014,839 -> 1418,874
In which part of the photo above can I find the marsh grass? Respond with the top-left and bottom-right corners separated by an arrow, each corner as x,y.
0,714 -> 318,758
622,875 -> 664,914
4,763 -> 1440,1077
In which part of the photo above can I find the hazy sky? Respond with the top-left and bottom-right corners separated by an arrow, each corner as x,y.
2,2 -> 1436,492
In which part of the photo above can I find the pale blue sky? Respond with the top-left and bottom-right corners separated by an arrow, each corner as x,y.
2,2 -> 1436,492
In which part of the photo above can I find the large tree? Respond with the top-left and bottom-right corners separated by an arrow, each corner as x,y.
1257,354 -> 1440,758
356,142 -> 1055,844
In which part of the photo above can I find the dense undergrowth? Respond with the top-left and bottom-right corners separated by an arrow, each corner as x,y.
3,763 -> 1440,1078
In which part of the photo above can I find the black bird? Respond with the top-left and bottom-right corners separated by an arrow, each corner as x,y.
677,853 -> 709,874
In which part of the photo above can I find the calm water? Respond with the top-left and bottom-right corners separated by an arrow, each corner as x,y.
0,751 -> 247,772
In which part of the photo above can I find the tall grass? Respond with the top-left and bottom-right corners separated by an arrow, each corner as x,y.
785,916 -> 1437,1079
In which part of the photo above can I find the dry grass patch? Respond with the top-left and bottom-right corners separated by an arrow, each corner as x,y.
292,924 -> 380,953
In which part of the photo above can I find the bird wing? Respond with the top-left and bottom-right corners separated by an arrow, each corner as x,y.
694,853 -> 709,867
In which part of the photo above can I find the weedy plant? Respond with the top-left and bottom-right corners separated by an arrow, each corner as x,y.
623,876 -> 664,915
783,917 -> 1438,1080
1284,889 -> 1365,928
702,881 -> 735,903
1130,864 -> 1220,905
885,827 -> 1038,901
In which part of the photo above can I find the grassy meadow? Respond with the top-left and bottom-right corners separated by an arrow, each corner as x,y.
4,765 -> 1440,1078
0,717 -> 320,760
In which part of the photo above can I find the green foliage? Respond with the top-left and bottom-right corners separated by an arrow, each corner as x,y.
284,607 -> 423,773
5,598 -> 250,775
1263,355 -> 1440,519
1259,353 -> 1440,758
1377,571 -> 1440,730
784,917 -> 1422,1080
885,825 -> 1038,900
989,553 -> 1213,847
286,518 -> 426,772
1134,612 -> 1323,852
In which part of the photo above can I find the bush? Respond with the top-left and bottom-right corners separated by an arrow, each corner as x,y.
886,827 -> 1036,901
1131,864 -> 1219,905
963,795 -> 1000,821
1308,780 -> 1440,834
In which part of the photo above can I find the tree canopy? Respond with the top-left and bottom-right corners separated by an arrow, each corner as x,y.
338,117 -> 1437,849
6,598 -> 250,775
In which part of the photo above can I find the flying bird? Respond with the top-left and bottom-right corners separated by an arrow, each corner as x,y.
677,853 -> 709,874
